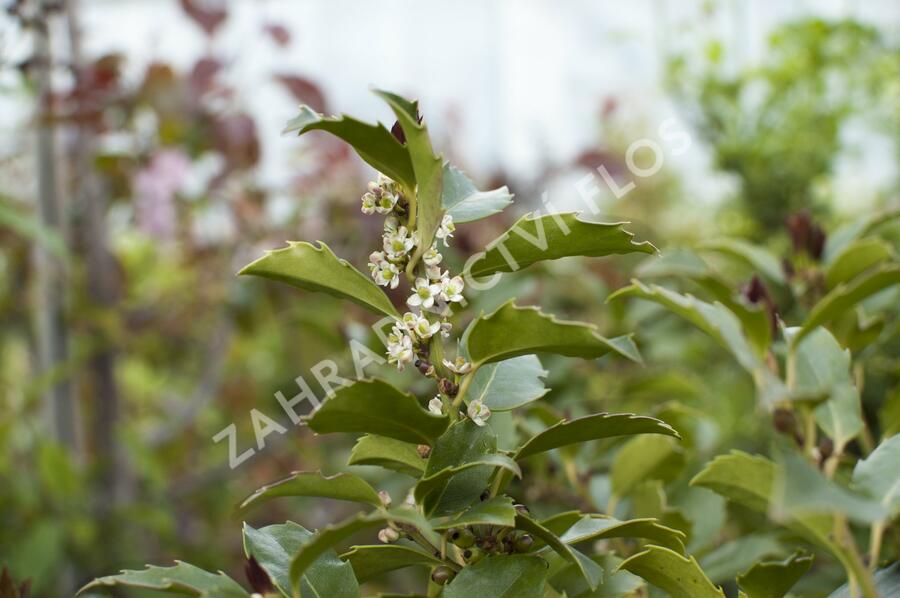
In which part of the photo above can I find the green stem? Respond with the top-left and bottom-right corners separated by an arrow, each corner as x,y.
868,522 -> 885,572
835,516 -> 878,598
450,369 -> 477,413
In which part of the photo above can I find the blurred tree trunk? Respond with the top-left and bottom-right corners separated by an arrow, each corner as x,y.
62,0 -> 127,571
34,1 -> 77,453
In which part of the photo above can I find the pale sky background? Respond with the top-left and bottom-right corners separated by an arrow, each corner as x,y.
2,0 -> 898,214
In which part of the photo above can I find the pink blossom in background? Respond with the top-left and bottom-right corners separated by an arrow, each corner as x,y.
133,149 -> 191,240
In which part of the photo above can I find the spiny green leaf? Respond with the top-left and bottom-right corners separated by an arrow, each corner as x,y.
466,301 -> 641,369
347,435 -> 425,478
787,327 -> 863,451
431,496 -> 517,530
773,452 -> 888,525
636,249 -> 772,354
467,212 -> 654,279
852,433 -> 900,513
828,562 -> 900,598
374,89 -> 444,260
618,545 -> 725,598
697,238 -> 785,285
239,241 -> 399,319
823,204 -> 900,263
793,264 -> 900,346
288,509 -> 433,594
611,435 -> 686,499
418,420 -> 499,517
689,452 -> 859,562
698,534 -> 786,584
737,550 -> 813,598
443,555 -> 549,598
825,237 -> 894,288
442,163 -> 513,223
340,544 -> 441,582
243,522 -> 358,598
237,470 -> 382,515
466,355 -> 549,411
558,515 -> 686,553
549,553 -> 642,598
515,413 -> 680,460
283,104 -> 414,189
306,379 -> 449,445
610,281 -> 786,405
415,454 -> 521,517
515,514 -> 603,591
78,562 -> 249,597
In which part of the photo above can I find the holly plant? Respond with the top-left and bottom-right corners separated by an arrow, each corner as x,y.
78,90 -> 900,598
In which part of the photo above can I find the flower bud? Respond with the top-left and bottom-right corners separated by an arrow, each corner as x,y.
431,566 -> 455,585
378,527 -> 400,543
514,534 -> 534,552
447,527 -> 475,548
378,490 -> 392,507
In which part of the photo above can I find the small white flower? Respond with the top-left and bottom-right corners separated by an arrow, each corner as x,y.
378,490 -> 392,506
440,321 -> 452,338
467,399 -> 491,426
412,315 -> 440,339
404,489 -> 416,506
384,215 -> 400,233
426,265 -> 445,281
378,527 -> 400,543
368,251 -> 386,274
384,226 -> 416,260
428,397 -> 444,415
443,356 -> 472,375
423,245 -> 443,267
361,192 -> 377,214
435,214 -> 455,246
372,260 -> 401,289
407,277 -> 442,309
386,325 -> 415,370
440,275 -> 465,303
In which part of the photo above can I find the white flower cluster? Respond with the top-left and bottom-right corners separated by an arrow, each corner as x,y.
359,173 -> 465,372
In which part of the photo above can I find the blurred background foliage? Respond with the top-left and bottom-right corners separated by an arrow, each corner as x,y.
0,1 -> 898,596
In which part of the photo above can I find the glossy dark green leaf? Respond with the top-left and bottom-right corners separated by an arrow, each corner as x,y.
443,555 -> 548,598
466,301 -> 641,368
239,241 -> 400,319
558,515 -> 686,552
431,496 -> 517,530
515,514 -> 602,591
347,435 -> 425,478
243,522 -> 358,598
442,163 -> 513,223
737,550 -> 813,598
618,545 -> 725,598
417,420 -> 500,516
288,509 -> 433,593
283,104 -> 414,189
823,205 -> 900,263
793,264 -> 900,345
374,89 -> 444,260
78,562 -> 248,597
340,544 -> 441,582
515,413 -> 680,460
467,212 -> 654,279
549,553 -> 642,598
306,379 -> 449,444
416,454 -> 520,517
237,471 -> 382,515
466,355 -> 549,411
